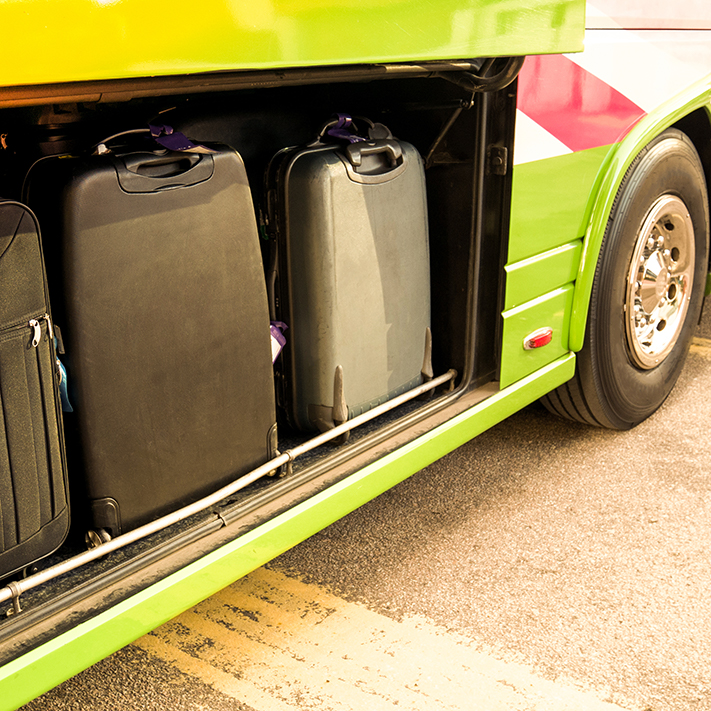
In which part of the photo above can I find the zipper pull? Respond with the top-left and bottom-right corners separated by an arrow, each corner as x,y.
29,319 -> 41,348
43,313 -> 54,340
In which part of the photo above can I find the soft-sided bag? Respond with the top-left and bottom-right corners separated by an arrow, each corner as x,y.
0,200 -> 69,579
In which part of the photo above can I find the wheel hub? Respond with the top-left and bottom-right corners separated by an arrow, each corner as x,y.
625,194 -> 694,369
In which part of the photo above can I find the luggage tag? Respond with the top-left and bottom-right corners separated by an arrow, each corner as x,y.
149,124 -> 217,154
53,330 -> 73,413
270,321 -> 288,363
56,357 -> 73,413
322,114 -> 394,143
94,125 -> 216,156
324,114 -> 367,144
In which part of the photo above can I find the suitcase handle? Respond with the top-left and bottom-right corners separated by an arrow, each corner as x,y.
345,140 -> 403,170
114,152 -> 215,193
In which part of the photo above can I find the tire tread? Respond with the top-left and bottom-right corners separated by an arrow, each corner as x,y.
540,376 -> 603,427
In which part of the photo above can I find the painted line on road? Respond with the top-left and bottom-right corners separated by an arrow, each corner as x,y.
690,337 -> 711,358
133,567 -> 627,711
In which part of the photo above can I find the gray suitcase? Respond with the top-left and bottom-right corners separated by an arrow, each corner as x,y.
267,124 -> 432,433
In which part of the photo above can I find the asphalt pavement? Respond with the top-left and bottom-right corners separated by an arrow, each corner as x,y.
22,307 -> 711,710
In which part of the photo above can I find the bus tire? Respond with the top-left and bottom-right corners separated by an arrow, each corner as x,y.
542,128 -> 709,429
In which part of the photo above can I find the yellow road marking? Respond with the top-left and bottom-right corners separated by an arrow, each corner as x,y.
690,337 -> 711,358
133,567 -> 627,711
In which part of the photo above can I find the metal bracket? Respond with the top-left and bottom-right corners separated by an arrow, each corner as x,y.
486,145 -> 508,176
5,581 -> 22,617
279,450 -> 295,478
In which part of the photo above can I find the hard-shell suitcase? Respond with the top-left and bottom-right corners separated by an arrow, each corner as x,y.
267,119 -> 432,433
0,200 -> 69,578
26,138 -> 277,536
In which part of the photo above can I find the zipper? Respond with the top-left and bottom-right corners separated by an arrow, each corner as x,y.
43,312 -> 54,340
0,312 -> 53,347
28,319 -> 42,347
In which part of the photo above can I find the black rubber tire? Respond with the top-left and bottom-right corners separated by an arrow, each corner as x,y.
542,129 -> 709,429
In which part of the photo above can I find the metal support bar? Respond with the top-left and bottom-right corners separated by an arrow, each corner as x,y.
0,369 -> 456,606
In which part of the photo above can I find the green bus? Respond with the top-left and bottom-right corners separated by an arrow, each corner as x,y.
1,1 -> 710,707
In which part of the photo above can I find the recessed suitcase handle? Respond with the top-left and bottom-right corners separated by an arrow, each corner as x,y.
114,152 -> 215,193
345,140 -> 403,170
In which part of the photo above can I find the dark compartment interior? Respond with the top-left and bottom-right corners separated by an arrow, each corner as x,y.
0,69 -> 517,652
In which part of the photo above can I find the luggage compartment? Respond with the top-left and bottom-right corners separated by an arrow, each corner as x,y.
267,125 -> 432,433
0,201 -> 69,578
0,66 -> 517,651
25,142 -> 278,537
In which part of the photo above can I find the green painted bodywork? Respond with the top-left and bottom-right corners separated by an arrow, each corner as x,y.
0,353 -> 575,711
507,74 -> 711,363
504,239 -> 582,310
499,146 -> 611,385
0,0 -> 584,88
568,78 -> 711,352
508,145 -> 614,264
499,238 -> 580,387
499,284 -> 574,388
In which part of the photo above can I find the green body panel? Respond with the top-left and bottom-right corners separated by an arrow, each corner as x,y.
0,0 -> 584,88
500,146 -> 609,386
509,78 -> 711,357
504,239 -> 582,310
499,285 -> 574,388
0,353 -> 575,711
568,80 -> 711,352
508,145 -> 613,264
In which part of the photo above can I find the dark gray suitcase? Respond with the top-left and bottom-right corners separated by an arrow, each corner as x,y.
0,200 -> 69,578
26,141 -> 277,536
267,126 -> 432,433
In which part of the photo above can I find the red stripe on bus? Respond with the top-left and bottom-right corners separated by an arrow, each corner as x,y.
517,54 -> 646,152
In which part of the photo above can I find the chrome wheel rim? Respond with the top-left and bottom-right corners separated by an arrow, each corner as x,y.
625,194 -> 695,369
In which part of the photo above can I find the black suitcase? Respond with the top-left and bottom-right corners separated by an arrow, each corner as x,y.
0,200 -> 69,578
26,138 -> 277,537
266,118 -> 432,433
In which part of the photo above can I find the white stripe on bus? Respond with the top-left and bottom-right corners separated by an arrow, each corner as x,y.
513,110 -> 573,166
